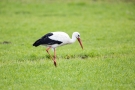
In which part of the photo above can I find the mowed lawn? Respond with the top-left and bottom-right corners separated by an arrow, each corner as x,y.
0,0 -> 135,90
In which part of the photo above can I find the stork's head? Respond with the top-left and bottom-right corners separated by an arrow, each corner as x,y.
73,32 -> 83,49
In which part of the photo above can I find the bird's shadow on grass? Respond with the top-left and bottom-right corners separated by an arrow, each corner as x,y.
28,54 -> 51,61
0,41 -> 11,44
27,51 -> 99,61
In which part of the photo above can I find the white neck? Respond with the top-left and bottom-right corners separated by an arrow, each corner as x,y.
69,33 -> 77,44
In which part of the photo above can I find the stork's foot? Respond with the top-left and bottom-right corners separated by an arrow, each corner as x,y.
54,61 -> 57,67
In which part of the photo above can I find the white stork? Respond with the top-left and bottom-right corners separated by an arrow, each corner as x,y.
33,32 -> 83,67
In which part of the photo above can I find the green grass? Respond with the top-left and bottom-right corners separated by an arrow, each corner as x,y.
0,0 -> 135,90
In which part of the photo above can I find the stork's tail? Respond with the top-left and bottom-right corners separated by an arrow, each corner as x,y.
33,39 -> 41,47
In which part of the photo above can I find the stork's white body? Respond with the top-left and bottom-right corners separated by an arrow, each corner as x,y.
47,32 -> 72,48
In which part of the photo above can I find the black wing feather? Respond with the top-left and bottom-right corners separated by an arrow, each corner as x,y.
33,33 -> 62,47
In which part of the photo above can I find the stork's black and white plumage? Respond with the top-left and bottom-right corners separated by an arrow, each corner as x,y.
33,32 -> 83,67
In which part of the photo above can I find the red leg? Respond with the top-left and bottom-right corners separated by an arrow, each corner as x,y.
46,47 -> 53,60
46,47 -> 57,67
53,48 -> 57,67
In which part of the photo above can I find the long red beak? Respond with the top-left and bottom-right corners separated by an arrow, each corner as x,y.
77,38 -> 83,49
